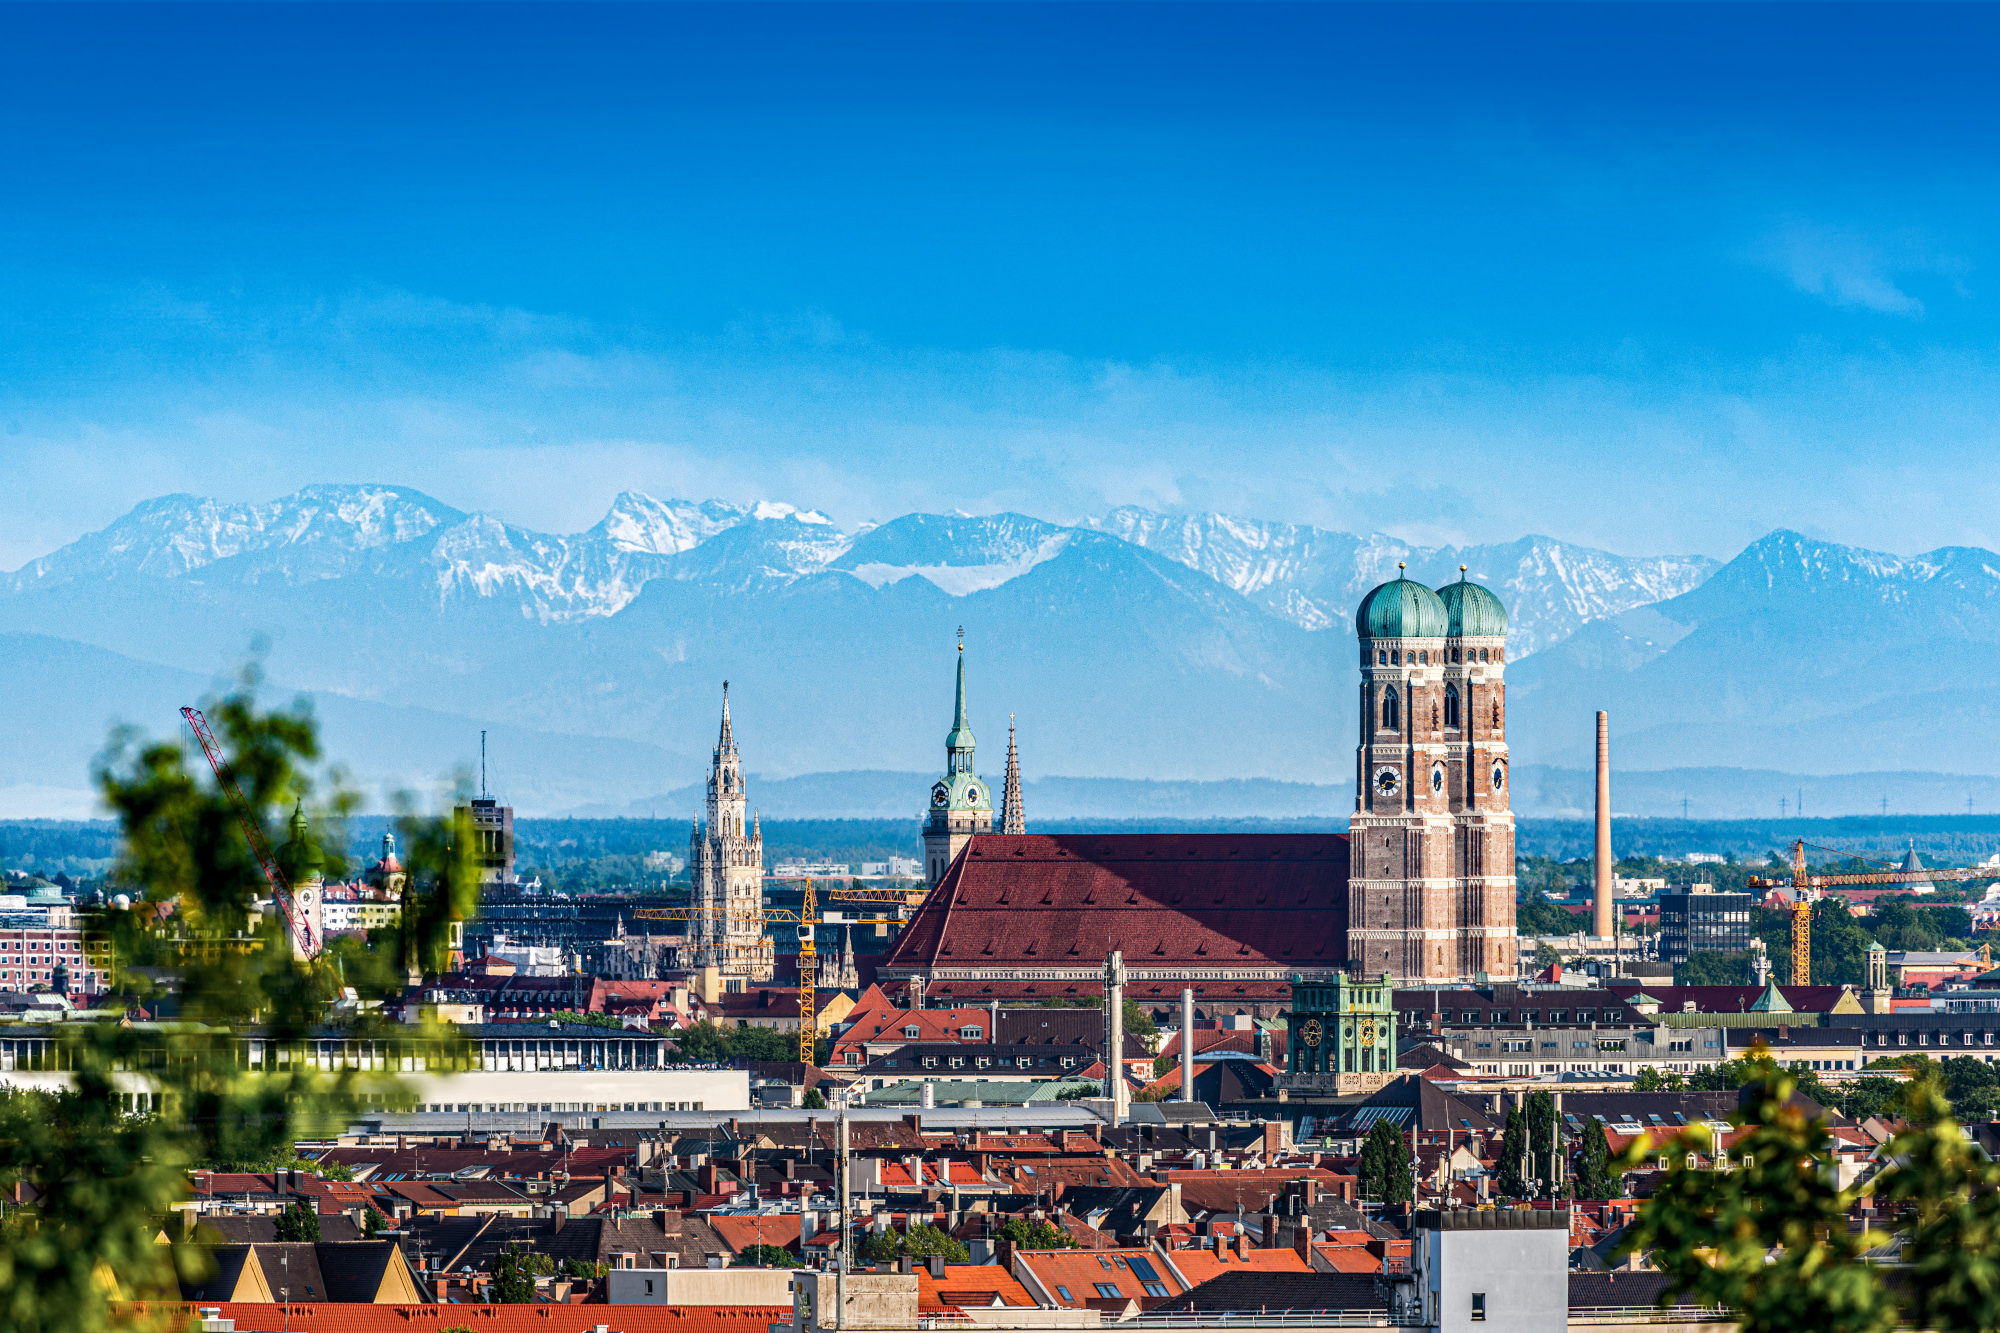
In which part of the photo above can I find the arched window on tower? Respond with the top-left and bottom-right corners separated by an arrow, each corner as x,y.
1444,684 -> 1460,729
1382,687 -> 1400,731
1377,649 -> 1387,665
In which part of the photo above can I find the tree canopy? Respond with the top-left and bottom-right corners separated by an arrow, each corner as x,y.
1359,1119 -> 1411,1203
0,674 -> 476,1333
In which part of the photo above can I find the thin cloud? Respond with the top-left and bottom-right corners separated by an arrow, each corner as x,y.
1767,220 -> 1969,317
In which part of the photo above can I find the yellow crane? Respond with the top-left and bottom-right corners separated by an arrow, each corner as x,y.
632,879 -> 894,1064
829,884 -> 929,910
1748,839 -> 1996,984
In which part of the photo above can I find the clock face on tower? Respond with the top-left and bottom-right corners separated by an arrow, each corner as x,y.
931,783 -> 949,807
1431,765 -> 1445,793
1300,1017 -> 1323,1048
966,787 -> 979,803
1491,762 -> 1506,791
1375,768 -> 1399,796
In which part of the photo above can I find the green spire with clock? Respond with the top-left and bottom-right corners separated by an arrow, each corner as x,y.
928,624 -> 992,840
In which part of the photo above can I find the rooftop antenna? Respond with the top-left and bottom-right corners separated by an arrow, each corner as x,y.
481,730 -> 488,799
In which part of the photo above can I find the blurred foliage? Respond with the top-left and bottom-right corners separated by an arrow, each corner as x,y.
1623,1051 -> 2000,1333
1617,1054 -> 1894,1333
0,670 -> 475,1333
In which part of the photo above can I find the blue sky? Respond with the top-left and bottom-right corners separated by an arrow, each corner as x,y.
3,2 -> 1998,569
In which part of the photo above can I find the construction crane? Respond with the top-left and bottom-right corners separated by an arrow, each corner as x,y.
633,880 -> 892,1065
1749,839 -> 1995,984
828,885 -> 925,906
179,706 -> 323,960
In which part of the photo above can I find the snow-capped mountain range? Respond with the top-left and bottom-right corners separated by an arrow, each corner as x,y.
6,485 -> 1705,649
5,484 -> 1994,816
1088,507 -> 1717,655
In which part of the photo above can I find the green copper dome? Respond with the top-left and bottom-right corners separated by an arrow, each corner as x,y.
277,800 -> 323,883
1437,575 -> 1509,638
1356,577 -> 1449,639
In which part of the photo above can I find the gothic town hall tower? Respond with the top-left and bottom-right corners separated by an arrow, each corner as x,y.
689,684 -> 774,982
1347,566 -> 1515,982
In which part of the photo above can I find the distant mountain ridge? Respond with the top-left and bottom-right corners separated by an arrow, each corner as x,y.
6,485 -> 1995,818
1090,507 -> 1718,655
1510,529 -> 2000,773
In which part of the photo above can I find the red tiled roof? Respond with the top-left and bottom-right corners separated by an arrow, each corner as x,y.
708,1215 -> 803,1253
917,1265 -> 1037,1312
1013,1247 -> 1190,1306
882,834 -> 1351,975
1169,1246 -> 1312,1283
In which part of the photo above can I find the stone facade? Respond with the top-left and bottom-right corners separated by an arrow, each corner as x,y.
1347,568 -> 1517,982
687,685 -> 773,982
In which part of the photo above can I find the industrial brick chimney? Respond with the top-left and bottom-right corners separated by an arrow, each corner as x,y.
1594,711 -> 1613,940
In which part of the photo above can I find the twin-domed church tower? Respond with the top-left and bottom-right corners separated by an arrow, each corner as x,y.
1348,565 -> 1516,981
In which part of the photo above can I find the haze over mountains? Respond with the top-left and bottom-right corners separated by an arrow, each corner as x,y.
0,484 -> 1989,820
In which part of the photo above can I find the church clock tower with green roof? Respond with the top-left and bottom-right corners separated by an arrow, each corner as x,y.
922,634 -> 994,890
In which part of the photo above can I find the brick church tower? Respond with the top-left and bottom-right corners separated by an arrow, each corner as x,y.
1347,565 -> 1516,981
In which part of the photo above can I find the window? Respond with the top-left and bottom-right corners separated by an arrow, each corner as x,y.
904,1025 -> 921,1038
1143,1283 -> 1169,1298
1056,1287 -> 1073,1303
1479,648 -> 1489,662
1377,650 -> 1387,665
1382,687 -> 1400,730
1418,651 -> 1427,665
1442,683 -> 1460,727
1471,1293 -> 1486,1322
960,1026 -> 983,1039
1094,1284 -> 1123,1299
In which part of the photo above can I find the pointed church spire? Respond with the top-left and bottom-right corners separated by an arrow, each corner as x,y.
944,629 -> 975,770
1002,715 -> 1026,835
717,680 -> 736,755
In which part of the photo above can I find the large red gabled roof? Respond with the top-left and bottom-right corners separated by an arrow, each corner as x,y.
881,834 -> 1351,976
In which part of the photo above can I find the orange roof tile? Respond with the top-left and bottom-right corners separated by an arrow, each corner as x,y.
916,1265 -> 1037,1312
1166,1246 -> 1311,1285
708,1215 -> 802,1253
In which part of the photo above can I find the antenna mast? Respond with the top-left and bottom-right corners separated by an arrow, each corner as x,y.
481,730 -> 488,799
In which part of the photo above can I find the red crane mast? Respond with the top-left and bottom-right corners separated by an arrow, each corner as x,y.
180,706 -> 322,959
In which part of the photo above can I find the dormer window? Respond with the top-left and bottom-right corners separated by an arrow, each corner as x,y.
904,1025 -> 920,1039
960,1026 -> 983,1039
